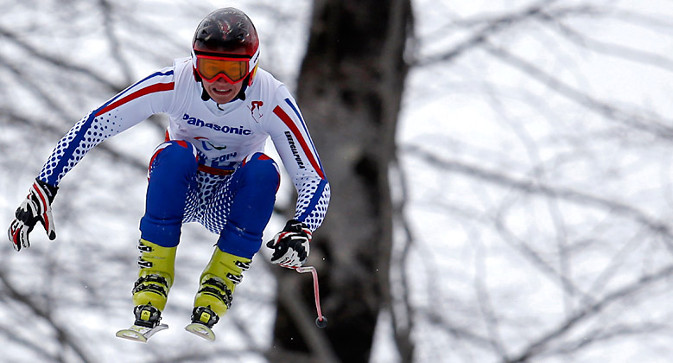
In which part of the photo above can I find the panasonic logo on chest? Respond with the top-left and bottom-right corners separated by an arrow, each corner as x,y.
182,113 -> 252,135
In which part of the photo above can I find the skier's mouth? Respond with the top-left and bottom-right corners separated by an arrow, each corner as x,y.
212,88 -> 232,95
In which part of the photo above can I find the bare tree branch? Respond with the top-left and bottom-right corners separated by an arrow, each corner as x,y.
415,0 -> 562,66
483,43 -> 673,140
389,156 -> 416,362
506,264 -> 673,362
404,143 -> 673,251
0,269 -> 95,363
0,25 -> 123,92
268,271 -> 340,363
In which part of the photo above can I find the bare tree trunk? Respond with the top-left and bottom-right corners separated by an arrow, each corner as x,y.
268,0 -> 413,362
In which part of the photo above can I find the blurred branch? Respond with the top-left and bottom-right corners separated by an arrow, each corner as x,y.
0,323 -> 54,362
415,0 -> 562,66
268,270 -> 339,363
0,268 -> 95,363
2,110 -> 148,171
390,156 -> 415,362
550,322 -> 669,356
473,240 -> 509,358
506,264 -> 673,362
0,25 -> 123,92
541,13 -> 673,72
0,53 -> 78,122
98,0 -> 134,84
148,348 -> 266,363
404,143 -> 673,251
494,212 -> 593,301
422,307 -> 493,347
483,43 -> 673,140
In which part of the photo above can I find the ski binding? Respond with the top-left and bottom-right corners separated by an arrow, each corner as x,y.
116,323 -> 168,343
185,322 -> 216,341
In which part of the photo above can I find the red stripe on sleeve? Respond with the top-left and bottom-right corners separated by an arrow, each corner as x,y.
273,106 -> 325,179
95,82 -> 174,116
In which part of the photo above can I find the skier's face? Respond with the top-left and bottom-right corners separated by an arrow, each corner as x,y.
203,77 -> 244,104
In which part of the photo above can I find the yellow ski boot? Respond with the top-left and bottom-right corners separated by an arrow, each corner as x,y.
116,239 -> 177,342
185,247 -> 251,341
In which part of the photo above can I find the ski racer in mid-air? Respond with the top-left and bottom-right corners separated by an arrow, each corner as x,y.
8,7 -> 330,341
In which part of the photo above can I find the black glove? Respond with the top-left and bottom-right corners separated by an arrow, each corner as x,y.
266,219 -> 311,268
8,178 -> 58,251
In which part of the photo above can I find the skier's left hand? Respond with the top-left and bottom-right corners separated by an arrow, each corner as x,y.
8,178 -> 58,251
266,219 -> 311,268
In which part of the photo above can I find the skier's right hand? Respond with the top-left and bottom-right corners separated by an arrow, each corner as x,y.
8,178 -> 58,251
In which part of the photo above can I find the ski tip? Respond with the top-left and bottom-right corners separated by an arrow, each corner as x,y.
116,324 -> 169,343
185,322 -> 216,341
116,329 -> 149,343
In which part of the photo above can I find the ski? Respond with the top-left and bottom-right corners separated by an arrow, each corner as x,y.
185,322 -> 216,341
115,323 -> 168,343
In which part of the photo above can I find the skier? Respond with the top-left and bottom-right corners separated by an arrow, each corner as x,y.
7,7 -> 329,341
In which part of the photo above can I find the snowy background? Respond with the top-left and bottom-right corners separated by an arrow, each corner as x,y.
2,0 -> 673,362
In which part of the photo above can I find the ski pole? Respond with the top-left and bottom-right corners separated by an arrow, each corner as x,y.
295,265 -> 328,328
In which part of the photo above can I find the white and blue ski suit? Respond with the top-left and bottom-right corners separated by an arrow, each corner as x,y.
38,57 -> 330,258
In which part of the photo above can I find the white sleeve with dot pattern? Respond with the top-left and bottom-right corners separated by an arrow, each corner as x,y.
39,68 -> 176,186
266,86 -> 330,232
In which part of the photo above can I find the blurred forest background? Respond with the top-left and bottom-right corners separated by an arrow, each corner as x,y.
2,0 -> 673,362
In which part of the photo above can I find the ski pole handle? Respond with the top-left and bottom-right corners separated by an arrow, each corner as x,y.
295,266 -> 327,328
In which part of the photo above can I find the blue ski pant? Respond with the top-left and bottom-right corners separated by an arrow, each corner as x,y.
139,140 -> 280,258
